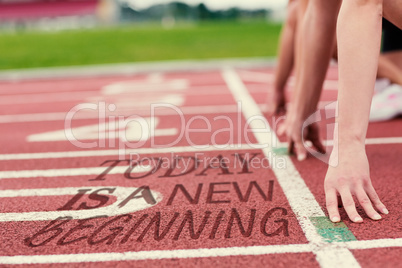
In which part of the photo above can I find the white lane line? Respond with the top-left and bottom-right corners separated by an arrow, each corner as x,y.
0,144 -> 258,161
0,244 -> 313,264
0,101 -> 333,124
0,105 -> 241,123
222,68 -> 360,268
324,137 -> 402,146
345,238 -> 402,249
0,165 -> 151,179
0,85 -> 231,100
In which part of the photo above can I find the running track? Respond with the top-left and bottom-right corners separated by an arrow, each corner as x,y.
0,61 -> 401,267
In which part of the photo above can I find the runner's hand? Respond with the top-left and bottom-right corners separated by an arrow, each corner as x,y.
324,145 -> 388,222
277,114 -> 325,161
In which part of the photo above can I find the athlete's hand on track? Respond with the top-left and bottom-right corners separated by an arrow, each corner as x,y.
277,113 -> 325,161
324,144 -> 389,223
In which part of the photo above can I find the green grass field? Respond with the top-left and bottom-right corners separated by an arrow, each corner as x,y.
0,20 -> 281,70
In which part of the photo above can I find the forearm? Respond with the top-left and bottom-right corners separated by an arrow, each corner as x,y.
292,0 -> 340,120
336,0 -> 383,145
274,1 -> 298,93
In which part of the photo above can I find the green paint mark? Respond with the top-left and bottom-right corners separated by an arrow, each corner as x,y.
310,216 -> 357,243
273,147 -> 289,155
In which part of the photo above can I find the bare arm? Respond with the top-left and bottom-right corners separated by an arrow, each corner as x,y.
268,0 -> 299,115
278,0 -> 341,160
325,0 -> 388,223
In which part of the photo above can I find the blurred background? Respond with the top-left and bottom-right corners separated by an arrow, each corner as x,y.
0,0 -> 286,70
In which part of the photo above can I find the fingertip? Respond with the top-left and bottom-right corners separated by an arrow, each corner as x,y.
297,153 -> 306,161
381,208 -> 389,215
372,214 -> 382,220
331,216 -> 340,223
353,216 -> 363,223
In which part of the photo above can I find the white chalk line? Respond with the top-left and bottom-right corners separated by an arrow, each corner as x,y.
222,68 -> 360,268
345,238 -> 402,249
0,144 -> 259,161
0,244 -> 312,264
0,104 -> 241,123
323,137 -> 402,146
0,239 -> 400,265
0,165 -> 151,179
0,101 -> 345,124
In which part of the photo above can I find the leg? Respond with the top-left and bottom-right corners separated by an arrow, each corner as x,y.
325,0 -> 388,223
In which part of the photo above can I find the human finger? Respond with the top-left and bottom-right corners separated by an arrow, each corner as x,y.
355,186 -> 382,220
325,188 -> 341,222
288,140 -> 295,155
339,188 -> 363,223
365,182 -> 388,214
294,139 -> 307,161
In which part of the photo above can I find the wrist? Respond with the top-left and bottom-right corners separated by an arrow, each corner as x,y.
336,123 -> 367,147
333,133 -> 366,153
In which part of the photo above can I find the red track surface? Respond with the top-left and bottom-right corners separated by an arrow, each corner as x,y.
0,65 -> 400,267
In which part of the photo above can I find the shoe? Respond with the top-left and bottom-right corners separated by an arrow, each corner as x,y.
374,78 -> 391,94
370,84 -> 402,122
